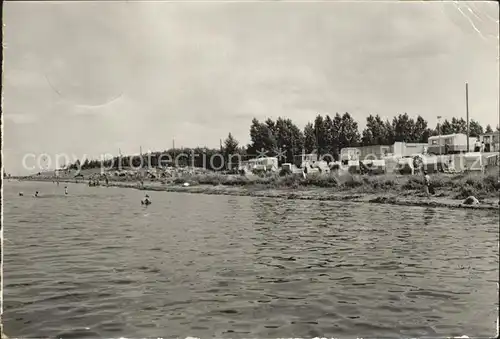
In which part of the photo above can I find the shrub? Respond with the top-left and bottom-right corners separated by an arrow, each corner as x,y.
304,174 -> 339,188
173,177 -> 185,184
455,185 -> 482,200
402,176 -> 422,190
483,172 -> 500,191
342,175 -> 364,189
369,177 -> 396,189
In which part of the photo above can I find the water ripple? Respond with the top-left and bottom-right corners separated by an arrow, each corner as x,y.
2,181 -> 499,338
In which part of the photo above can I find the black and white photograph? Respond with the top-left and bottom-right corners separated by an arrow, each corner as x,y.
1,0 -> 499,338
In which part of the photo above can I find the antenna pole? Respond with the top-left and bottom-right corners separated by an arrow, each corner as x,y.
466,83 -> 470,152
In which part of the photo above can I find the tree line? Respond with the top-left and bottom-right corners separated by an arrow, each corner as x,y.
68,113 -> 498,170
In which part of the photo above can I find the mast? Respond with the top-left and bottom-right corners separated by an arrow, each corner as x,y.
466,82 -> 470,152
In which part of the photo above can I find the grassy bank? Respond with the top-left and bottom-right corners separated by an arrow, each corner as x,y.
170,170 -> 500,200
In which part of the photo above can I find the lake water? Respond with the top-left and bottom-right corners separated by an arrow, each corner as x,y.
2,181 -> 498,338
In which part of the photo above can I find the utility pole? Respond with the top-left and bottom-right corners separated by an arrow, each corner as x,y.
172,139 -> 176,167
466,82 -> 470,153
118,148 -> 122,170
437,116 -> 442,155
140,146 -> 143,169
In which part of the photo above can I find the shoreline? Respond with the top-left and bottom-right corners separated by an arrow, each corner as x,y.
12,177 -> 500,211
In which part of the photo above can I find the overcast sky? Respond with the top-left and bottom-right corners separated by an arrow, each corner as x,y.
3,0 -> 499,174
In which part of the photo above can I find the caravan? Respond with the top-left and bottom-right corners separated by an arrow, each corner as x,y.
427,133 -> 476,155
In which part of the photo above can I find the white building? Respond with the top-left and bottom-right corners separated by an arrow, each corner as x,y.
478,131 -> 500,152
240,157 -> 279,172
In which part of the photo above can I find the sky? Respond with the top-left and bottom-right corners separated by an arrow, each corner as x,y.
2,0 -> 499,175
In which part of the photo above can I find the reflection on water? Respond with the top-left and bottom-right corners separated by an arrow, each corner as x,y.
2,181 -> 499,338
423,208 -> 435,226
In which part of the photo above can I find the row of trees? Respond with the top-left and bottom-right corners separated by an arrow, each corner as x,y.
68,147 -> 240,172
68,113 -> 498,170
245,113 -> 497,162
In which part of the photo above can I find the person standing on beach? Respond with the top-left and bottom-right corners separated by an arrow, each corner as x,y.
64,186 -> 68,195
423,171 -> 431,198
474,138 -> 481,152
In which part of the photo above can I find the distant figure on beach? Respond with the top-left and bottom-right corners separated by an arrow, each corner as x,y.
64,186 -> 68,195
57,181 -> 59,186
423,171 -> 431,198
19,192 -> 24,196
33,191 -> 39,197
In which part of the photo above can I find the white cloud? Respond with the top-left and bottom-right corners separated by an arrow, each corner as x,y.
3,113 -> 38,125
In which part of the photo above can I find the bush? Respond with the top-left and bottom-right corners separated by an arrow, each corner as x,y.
402,176 -> 423,190
455,185 -> 481,200
483,172 -> 500,191
305,174 -> 339,188
342,175 -> 364,189
173,178 -> 185,184
168,167 -> 500,199
368,177 -> 396,189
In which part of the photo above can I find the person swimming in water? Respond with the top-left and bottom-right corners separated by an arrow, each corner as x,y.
141,194 -> 151,205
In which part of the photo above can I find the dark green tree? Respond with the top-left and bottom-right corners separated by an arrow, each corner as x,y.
438,119 -> 454,135
303,122 -> 317,153
223,133 -> 240,169
468,119 -> 484,137
324,114 -> 339,157
362,114 -> 391,145
313,115 -> 328,156
283,118 -> 304,163
392,113 -> 416,142
451,117 -> 467,134
413,115 -> 431,143
338,112 -> 360,149
248,118 -> 277,156
224,133 -> 239,154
